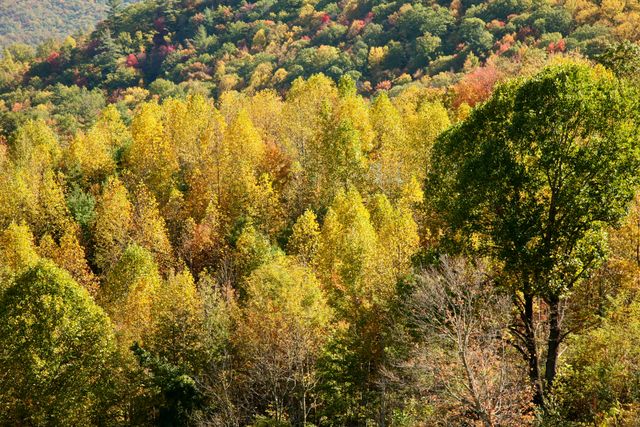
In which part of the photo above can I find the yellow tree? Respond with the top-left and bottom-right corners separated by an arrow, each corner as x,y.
183,105 -> 227,222
38,222 -> 98,295
288,209 -> 321,265
370,193 -> 419,277
92,177 -> 133,272
94,104 -> 131,152
11,119 -> 60,177
313,188 -> 417,422
404,101 -> 450,180
179,201 -> 226,275
131,185 -> 174,271
100,244 -> 161,348
221,109 -> 265,220
150,268 -> 206,372
0,222 -> 40,285
126,102 -> 179,204
368,93 -> 410,199
235,255 -> 332,424
34,170 -> 72,239
64,125 -> 116,185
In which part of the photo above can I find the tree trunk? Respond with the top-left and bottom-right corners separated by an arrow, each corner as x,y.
523,292 -> 543,406
544,297 -> 561,392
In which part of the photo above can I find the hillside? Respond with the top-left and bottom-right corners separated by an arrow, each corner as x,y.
0,0 -> 636,136
0,0 -> 139,49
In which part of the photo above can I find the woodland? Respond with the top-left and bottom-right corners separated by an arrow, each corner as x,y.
1,0 -> 640,426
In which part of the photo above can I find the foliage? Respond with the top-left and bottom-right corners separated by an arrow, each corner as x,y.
0,0 -> 639,419
428,63 -> 640,403
0,261 -> 117,425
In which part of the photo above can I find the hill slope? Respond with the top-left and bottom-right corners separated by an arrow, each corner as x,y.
0,0 -> 637,136
0,0 -> 138,48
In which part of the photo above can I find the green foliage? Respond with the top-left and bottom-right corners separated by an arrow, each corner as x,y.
428,63 -> 640,403
0,261 -> 117,425
0,0 -> 139,48
131,342 -> 205,426
430,64 -> 640,298
0,1 -> 638,417
552,296 -> 640,424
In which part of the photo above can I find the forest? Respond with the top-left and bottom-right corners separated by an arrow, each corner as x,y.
0,0 -> 139,49
1,0 -> 640,426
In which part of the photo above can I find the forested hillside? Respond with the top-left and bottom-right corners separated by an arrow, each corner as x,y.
1,0 -> 640,134
0,0 -> 139,49
1,0 -> 640,426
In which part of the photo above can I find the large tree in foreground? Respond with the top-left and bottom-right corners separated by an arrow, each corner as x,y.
427,63 -> 640,405
0,261 -> 117,425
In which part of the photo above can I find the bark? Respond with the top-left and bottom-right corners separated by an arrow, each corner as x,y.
544,296 -> 561,391
522,292 -> 543,406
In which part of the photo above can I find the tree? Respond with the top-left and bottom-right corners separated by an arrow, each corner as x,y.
100,244 -> 161,347
38,223 -> 98,295
150,268 -> 206,372
552,295 -> 640,424
314,188 -> 407,423
92,177 -> 133,272
0,222 -> 39,284
288,209 -> 321,265
0,261 -> 117,425
406,256 -> 532,426
64,125 -> 116,185
127,102 -> 179,204
597,41 -> 640,79
235,255 -> 332,424
222,109 -> 265,220
427,64 -> 640,405
459,18 -> 494,56
131,185 -> 174,271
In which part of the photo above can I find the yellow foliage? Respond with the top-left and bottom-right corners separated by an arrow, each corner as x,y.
93,177 -> 133,272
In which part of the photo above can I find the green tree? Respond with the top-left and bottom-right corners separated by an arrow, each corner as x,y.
427,63 -> 640,404
0,261 -> 117,425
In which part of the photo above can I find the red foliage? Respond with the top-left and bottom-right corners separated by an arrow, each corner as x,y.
375,80 -> 392,91
516,26 -> 534,41
154,17 -> 166,31
72,69 -> 88,87
46,51 -> 60,64
126,53 -> 139,68
453,63 -> 502,108
157,45 -> 176,58
496,34 -> 515,54
321,13 -> 331,24
488,19 -> 506,31
364,12 -> 375,23
547,39 -> 566,54
348,20 -> 366,37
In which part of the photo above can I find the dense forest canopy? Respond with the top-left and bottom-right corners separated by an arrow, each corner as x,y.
1,0 -> 640,137
0,0 -> 140,49
1,0 -> 640,426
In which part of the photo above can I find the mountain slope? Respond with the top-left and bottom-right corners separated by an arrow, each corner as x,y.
0,0 -> 637,137
0,0 -> 138,49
